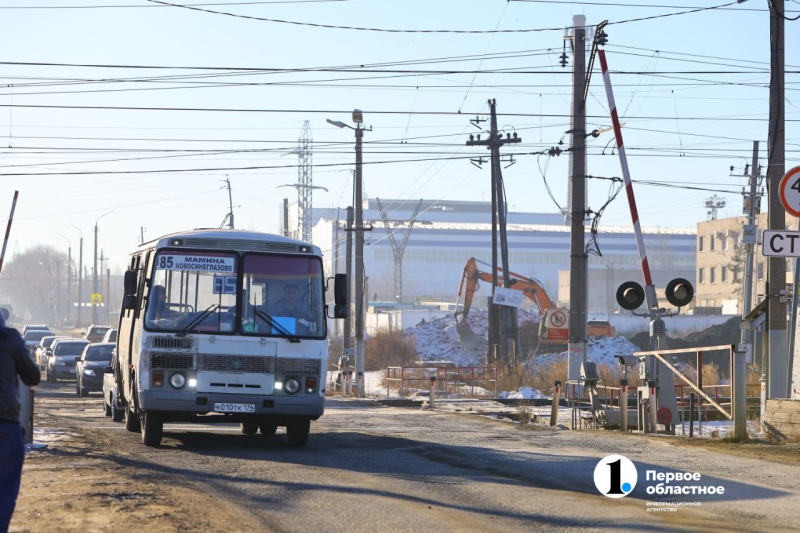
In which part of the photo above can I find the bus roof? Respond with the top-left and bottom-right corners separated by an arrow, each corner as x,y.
134,228 -> 322,257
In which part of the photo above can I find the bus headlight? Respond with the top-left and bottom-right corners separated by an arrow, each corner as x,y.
284,377 -> 300,394
170,372 -> 186,389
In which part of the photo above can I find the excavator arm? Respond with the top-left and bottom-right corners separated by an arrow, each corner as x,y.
455,257 -> 568,346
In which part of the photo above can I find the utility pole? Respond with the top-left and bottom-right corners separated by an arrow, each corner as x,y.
93,222 -> 98,325
99,249 -> 107,323
57,233 -> 71,324
93,211 -> 112,325
344,206 -> 354,354
466,99 -> 521,364
140,226 -> 146,245
221,177 -> 235,229
70,223 -> 83,327
54,260 -> 62,324
768,0 -> 788,399
106,267 -> 111,326
375,198 -> 423,303
735,141 -> 760,439
354,121 -> 366,397
282,198 -> 289,237
327,111 -> 370,397
568,14 -> 588,382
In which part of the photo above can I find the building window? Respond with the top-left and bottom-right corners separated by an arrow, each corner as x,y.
710,267 -> 716,283
721,266 -> 728,282
721,236 -> 728,251
757,262 -> 764,280
699,236 -> 705,252
710,235 -> 716,251
699,268 -> 705,284
733,268 -> 739,282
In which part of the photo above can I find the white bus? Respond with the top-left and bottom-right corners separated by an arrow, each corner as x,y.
113,229 -> 347,447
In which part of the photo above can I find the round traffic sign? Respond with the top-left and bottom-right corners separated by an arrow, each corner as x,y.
778,166 -> 800,218
549,310 -> 567,328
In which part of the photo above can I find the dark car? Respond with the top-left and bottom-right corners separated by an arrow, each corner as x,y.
35,335 -> 68,370
76,343 -> 114,396
22,324 -> 50,335
46,339 -> 90,382
23,329 -> 53,355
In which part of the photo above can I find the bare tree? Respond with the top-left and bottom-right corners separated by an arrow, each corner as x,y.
0,245 -> 68,324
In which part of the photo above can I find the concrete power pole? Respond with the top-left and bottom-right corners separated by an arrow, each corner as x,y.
567,15 -> 588,382
466,100 -> 521,364
768,0 -> 788,399
344,206 -> 354,354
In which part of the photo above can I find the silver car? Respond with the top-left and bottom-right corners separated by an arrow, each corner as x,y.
46,339 -> 90,382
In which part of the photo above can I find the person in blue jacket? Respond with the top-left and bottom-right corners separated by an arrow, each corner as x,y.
0,309 -> 41,533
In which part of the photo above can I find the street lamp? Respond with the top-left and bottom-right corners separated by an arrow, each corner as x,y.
327,110 -> 368,397
69,223 -> 83,327
57,233 -> 72,324
93,210 -> 113,325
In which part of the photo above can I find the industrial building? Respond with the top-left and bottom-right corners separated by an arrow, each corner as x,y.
287,198 -> 696,314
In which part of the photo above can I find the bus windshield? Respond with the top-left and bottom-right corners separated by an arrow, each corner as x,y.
240,254 -> 325,339
146,251 -> 238,334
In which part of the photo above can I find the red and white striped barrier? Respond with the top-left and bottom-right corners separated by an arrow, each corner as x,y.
598,50 -> 658,310
0,190 -> 19,275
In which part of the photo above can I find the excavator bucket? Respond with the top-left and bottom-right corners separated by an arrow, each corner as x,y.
455,313 -> 486,349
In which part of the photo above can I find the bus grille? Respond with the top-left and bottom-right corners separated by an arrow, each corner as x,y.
151,353 -> 195,369
277,358 -> 321,375
199,355 -> 275,373
151,337 -> 194,350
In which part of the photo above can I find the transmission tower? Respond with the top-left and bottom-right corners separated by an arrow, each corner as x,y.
704,194 -> 726,221
297,122 -> 313,241
280,122 -> 327,242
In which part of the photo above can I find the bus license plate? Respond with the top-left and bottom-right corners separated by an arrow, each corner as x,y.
214,403 -> 255,413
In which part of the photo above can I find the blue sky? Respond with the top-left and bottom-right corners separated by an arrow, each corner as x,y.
0,0 -> 797,272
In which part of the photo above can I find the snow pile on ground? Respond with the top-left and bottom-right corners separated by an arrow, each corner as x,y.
528,336 -> 641,369
498,387 -> 548,400
408,309 -> 542,367
408,309 -> 640,370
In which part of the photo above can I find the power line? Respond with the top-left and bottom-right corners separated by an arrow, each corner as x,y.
0,102 -> 792,122
511,0 -> 786,12
149,0 -> 752,32
0,0 -> 349,8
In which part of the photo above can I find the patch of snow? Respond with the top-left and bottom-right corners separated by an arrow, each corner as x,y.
499,387 -> 548,400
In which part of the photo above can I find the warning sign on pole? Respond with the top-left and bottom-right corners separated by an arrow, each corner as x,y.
91,293 -> 102,305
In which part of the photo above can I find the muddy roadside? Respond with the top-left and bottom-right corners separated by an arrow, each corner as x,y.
10,402 -> 263,532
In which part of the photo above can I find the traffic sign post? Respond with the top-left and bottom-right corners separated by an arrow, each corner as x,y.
778,166 -> 800,218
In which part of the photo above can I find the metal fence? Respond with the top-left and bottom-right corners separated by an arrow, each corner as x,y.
386,365 -> 497,399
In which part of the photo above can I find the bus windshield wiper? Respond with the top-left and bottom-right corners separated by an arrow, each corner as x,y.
176,303 -> 220,337
254,309 -> 300,343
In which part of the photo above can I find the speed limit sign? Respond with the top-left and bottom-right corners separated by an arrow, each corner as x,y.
779,166 -> 800,218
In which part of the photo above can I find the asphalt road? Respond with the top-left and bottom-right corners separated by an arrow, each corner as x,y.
30,380 -> 800,533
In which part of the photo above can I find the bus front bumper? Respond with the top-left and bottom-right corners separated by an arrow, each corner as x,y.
138,389 -> 324,418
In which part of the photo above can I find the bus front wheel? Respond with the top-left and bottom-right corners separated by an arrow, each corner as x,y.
286,419 -> 310,447
141,411 -> 163,447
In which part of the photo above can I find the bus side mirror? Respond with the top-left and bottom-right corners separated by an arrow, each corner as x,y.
121,295 -> 137,311
124,270 -> 138,296
334,274 -> 348,306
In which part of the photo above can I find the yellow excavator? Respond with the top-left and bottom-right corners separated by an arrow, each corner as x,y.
454,258 -> 614,348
